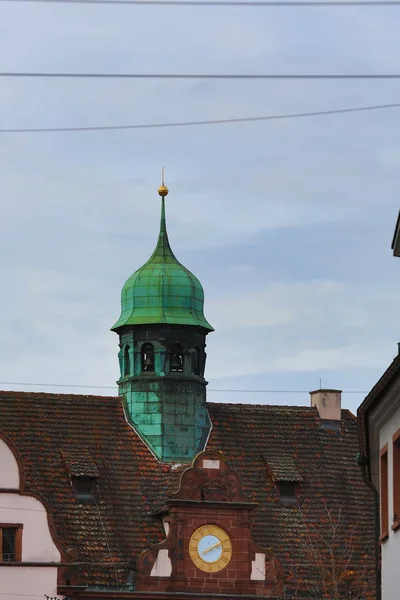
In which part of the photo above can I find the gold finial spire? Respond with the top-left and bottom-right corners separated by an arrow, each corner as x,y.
158,166 -> 169,197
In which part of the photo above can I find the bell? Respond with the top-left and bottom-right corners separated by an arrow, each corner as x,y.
170,354 -> 182,370
144,354 -> 154,367
143,354 -> 154,372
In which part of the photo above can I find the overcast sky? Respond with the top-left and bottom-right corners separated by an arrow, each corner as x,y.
1,1 -> 400,414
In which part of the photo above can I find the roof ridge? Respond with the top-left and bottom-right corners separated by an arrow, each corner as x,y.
0,389 -> 119,401
207,401 -> 313,410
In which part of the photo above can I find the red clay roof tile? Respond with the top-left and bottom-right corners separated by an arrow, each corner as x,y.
0,391 -> 376,596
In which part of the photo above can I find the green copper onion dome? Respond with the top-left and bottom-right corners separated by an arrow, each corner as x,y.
111,182 -> 213,332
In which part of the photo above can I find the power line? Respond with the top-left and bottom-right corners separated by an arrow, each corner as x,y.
0,594 -> 66,599
209,389 -> 367,394
0,505 -> 46,512
3,0 -> 400,6
0,381 -> 117,389
0,381 -> 368,393
0,594 -> 47,598
1,102 -> 399,134
3,72 -> 400,79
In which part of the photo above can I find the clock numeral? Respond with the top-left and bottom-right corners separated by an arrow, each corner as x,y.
189,525 -> 232,573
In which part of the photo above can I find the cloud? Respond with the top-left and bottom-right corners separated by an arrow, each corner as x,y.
0,267 -> 117,392
207,280 -> 340,331
0,0 -> 400,412
205,277 -> 400,380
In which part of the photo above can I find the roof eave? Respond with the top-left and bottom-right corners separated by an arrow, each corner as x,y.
357,353 -> 400,475
111,316 -> 214,333
391,209 -> 400,256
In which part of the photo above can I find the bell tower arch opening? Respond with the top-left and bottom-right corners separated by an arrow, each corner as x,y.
141,343 -> 155,373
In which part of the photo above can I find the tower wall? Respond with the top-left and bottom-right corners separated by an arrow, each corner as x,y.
117,324 -> 211,463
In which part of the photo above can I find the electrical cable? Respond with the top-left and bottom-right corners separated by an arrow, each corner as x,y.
0,594 -> 47,598
1,102 -> 399,134
0,381 -> 369,393
3,0 -> 400,6
3,72 -> 400,79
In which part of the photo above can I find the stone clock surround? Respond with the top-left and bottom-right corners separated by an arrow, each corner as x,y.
136,450 -> 284,597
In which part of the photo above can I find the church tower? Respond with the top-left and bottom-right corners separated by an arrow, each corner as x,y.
111,177 -> 214,463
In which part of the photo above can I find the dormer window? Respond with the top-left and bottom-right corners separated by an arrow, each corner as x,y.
265,454 -> 302,506
62,447 -> 99,503
141,343 -> 155,372
278,481 -> 298,504
170,344 -> 183,373
72,476 -> 97,502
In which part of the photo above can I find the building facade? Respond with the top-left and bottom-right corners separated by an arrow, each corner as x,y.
0,434 -> 62,599
358,352 -> 400,600
0,182 -> 377,600
357,210 -> 400,600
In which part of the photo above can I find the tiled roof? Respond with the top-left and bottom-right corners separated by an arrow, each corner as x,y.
263,453 -> 303,482
207,403 -> 376,597
0,391 -> 376,597
0,390 -> 170,585
61,447 -> 100,478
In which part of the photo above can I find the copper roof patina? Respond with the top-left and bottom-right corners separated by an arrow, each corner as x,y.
112,187 -> 213,332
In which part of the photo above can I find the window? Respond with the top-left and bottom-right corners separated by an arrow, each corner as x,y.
141,343 -> 155,373
72,476 -> 96,502
320,419 -> 341,431
380,445 -> 389,540
123,345 -> 131,377
393,431 -> 400,531
0,525 -> 22,562
169,344 -> 183,373
278,481 -> 297,504
194,347 -> 201,376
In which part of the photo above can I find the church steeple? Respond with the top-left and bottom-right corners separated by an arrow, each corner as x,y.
111,178 -> 213,463
112,174 -> 213,332
150,167 -> 174,266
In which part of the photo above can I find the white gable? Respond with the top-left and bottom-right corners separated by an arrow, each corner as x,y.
0,437 -> 19,489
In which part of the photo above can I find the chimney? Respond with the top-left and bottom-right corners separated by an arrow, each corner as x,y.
310,389 -> 342,430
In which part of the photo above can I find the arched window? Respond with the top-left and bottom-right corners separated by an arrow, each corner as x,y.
170,343 -> 183,373
194,346 -> 201,376
190,350 -> 196,374
124,345 -> 131,377
141,343 -> 155,372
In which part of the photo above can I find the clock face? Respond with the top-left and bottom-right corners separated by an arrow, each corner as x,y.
189,525 -> 232,573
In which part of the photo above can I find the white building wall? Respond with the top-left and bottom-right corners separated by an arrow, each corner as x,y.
379,404 -> 400,600
0,438 -> 20,488
0,566 -> 60,600
0,437 -> 61,600
0,493 -> 61,562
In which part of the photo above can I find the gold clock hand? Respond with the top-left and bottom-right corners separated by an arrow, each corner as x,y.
202,541 -> 222,555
